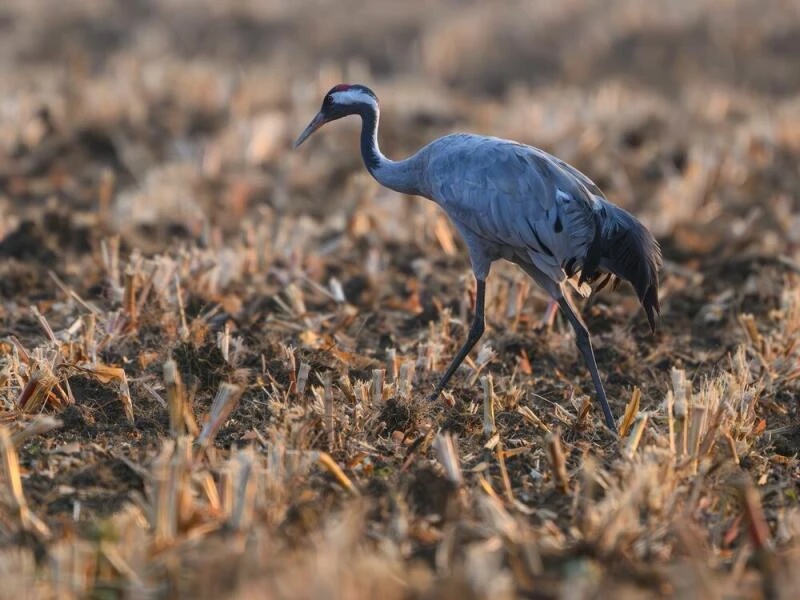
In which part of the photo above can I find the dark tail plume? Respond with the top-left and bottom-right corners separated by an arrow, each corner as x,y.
588,202 -> 662,332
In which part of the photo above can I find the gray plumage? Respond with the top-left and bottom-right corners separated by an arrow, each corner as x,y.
295,84 -> 662,432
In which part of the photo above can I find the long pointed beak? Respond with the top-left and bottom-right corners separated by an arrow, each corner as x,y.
293,112 -> 327,149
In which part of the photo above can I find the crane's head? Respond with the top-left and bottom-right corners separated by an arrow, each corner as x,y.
294,84 -> 378,148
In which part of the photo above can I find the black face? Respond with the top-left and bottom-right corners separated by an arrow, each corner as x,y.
294,84 -> 378,149
321,91 -> 336,110
320,92 -> 334,112
319,91 -> 347,120
320,84 -> 377,117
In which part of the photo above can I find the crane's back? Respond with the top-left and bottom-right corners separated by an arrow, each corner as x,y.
417,132 -> 661,328
419,133 -> 600,281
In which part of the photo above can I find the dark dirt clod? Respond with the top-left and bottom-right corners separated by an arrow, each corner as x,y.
0,221 -> 56,263
407,466 -> 454,518
58,404 -> 93,433
377,398 -> 414,433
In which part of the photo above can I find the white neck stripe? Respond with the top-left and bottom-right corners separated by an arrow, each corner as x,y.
333,89 -> 377,108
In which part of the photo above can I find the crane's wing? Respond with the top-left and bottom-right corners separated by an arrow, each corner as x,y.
422,134 -> 600,284
550,157 -> 607,202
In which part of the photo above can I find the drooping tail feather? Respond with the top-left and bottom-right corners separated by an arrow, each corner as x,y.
590,202 -> 662,332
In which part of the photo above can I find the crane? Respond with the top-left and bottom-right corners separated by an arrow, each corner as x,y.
294,84 -> 662,432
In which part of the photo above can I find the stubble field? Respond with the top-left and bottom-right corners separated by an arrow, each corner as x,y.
0,0 -> 799,598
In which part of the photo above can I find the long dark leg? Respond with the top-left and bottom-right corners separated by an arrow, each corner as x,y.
429,278 -> 486,401
556,293 -> 618,433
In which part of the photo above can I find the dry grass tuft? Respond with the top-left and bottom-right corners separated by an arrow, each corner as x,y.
0,0 -> 798,597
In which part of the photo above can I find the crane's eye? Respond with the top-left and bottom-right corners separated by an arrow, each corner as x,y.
326,94 -> 334,105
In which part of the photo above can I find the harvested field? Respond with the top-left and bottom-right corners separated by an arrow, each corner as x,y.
0,0 -> 799,597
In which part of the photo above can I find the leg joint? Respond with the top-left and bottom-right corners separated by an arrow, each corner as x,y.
573,325 -> 590,345
468,317 -> 485,341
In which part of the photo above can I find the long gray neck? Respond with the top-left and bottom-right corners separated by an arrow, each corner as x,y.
358,103 -> 423,196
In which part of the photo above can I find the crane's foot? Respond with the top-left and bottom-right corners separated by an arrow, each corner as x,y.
428,383 -> 459,405
596,397 -> 618,434
603,416 -> 619,435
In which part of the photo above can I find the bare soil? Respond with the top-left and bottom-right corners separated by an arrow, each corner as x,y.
0,1 -> 798,598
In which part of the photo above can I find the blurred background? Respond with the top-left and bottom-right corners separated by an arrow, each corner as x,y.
0,0 -> 798,361
1,2 -> 800,596
0,0 -> 798,256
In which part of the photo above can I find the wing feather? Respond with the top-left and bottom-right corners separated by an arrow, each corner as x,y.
422,134 -> 599,282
